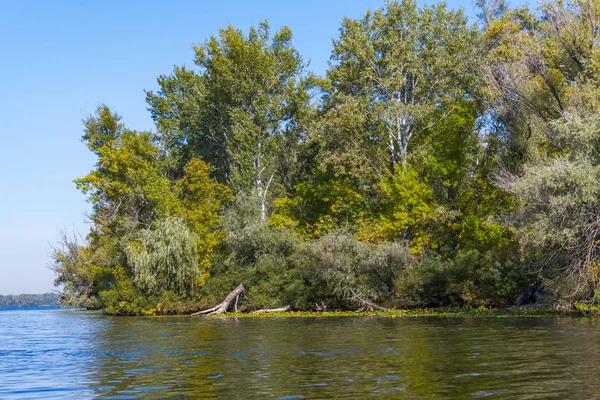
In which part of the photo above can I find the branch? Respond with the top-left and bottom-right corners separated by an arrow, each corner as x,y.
253,305 -> 292,313
348,288 -> 388,311
191,284 -> 245,316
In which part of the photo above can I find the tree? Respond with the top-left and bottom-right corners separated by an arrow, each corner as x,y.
479,0 -> 600,170
146,66 -> 229,181
269,168 -> 368,238
303,231 -> 413,309
50,229 -> 105,309
176,158 -> 234,282
148,22 -> 309,223
75,106 -> 180,237
327,0 -> 480,168
487,0 -> 600,298
497,114 -> 600,297
125,217 -> 202,296
372,164 -> 435,251
475,0 -> 508,25
59,106 -> 233,311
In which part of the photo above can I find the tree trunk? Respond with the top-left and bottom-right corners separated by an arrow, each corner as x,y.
191,284 -> 245,316
389,131 -> 397,169
349,288 -> 388,311
253,305 -> 292,313
362,299 -> 388,311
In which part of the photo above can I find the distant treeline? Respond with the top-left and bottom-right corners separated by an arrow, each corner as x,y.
0,293 -> 60,308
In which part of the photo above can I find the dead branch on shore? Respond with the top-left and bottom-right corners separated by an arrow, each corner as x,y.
252,305 -> 292,313
191,284 -> 245,316
348,288 -> 388,311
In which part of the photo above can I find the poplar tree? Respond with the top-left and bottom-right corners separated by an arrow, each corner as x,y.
327,0 -> 480,169
148,22 -> 308,223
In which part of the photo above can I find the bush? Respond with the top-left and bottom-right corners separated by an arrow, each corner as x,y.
203,193 -> 316,310
301,231 -> 413,308
394,250 -> 528,307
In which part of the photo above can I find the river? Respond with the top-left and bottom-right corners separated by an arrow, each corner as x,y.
1,308 -> 600,398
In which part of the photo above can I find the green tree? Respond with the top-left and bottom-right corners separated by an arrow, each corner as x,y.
176,158 -> 234,283
303,231 -> 413,308
479,0 -> 600,170
125,217 -> 201,296
498,115 -> 600,298
487,0 -> 600,298
50,229 -> 105,309
148,22 -> 309,223
146,67 -> 227,180
327,0 -> 480,168
373,164 -> 435,251
75,106 -> 180,237
57,107 -> 233,312
269,168 -> 368,238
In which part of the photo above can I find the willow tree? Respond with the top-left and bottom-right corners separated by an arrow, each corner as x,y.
490,0 -> 600,298
125,217 -> 201,296
327,0 -> 480,169
497,115 -> 600,298
479,0 -> 600,170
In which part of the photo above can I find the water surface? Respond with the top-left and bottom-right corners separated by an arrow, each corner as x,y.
1,309 -> 599,398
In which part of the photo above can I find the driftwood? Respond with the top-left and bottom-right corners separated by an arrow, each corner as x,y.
553,303 -> 574,312
190,284 -> 389,315
361,299 -> 388,311
253,305 -> 292,313
348,288 -> 388,311
191,284 -> 245,316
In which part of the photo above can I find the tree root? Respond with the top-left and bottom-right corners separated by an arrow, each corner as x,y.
191,283 -> 245,316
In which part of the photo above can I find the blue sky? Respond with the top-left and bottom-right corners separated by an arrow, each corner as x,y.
0,0 -> 508,295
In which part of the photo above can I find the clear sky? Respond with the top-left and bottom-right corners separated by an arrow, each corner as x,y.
0,0 -> 506,295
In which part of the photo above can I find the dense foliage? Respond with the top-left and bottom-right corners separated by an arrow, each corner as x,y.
52,0 -> 600,314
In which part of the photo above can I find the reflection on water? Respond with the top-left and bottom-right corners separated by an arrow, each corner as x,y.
1,310 -> 600,398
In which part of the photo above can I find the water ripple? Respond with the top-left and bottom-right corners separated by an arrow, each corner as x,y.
2,309 -> 600,398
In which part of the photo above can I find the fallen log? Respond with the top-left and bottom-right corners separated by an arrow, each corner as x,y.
191,283 -> 245,316
362,299 -> 388,311
253,305 -> 292,313
348,288 -> 388,311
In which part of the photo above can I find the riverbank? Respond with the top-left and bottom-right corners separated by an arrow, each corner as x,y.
200,305 -> 600,318
70,301 -> 600,317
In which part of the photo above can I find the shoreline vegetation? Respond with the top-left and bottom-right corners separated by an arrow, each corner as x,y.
66,304 -> 600,318
51,0 -> 600,316
203,306 -> 600,318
